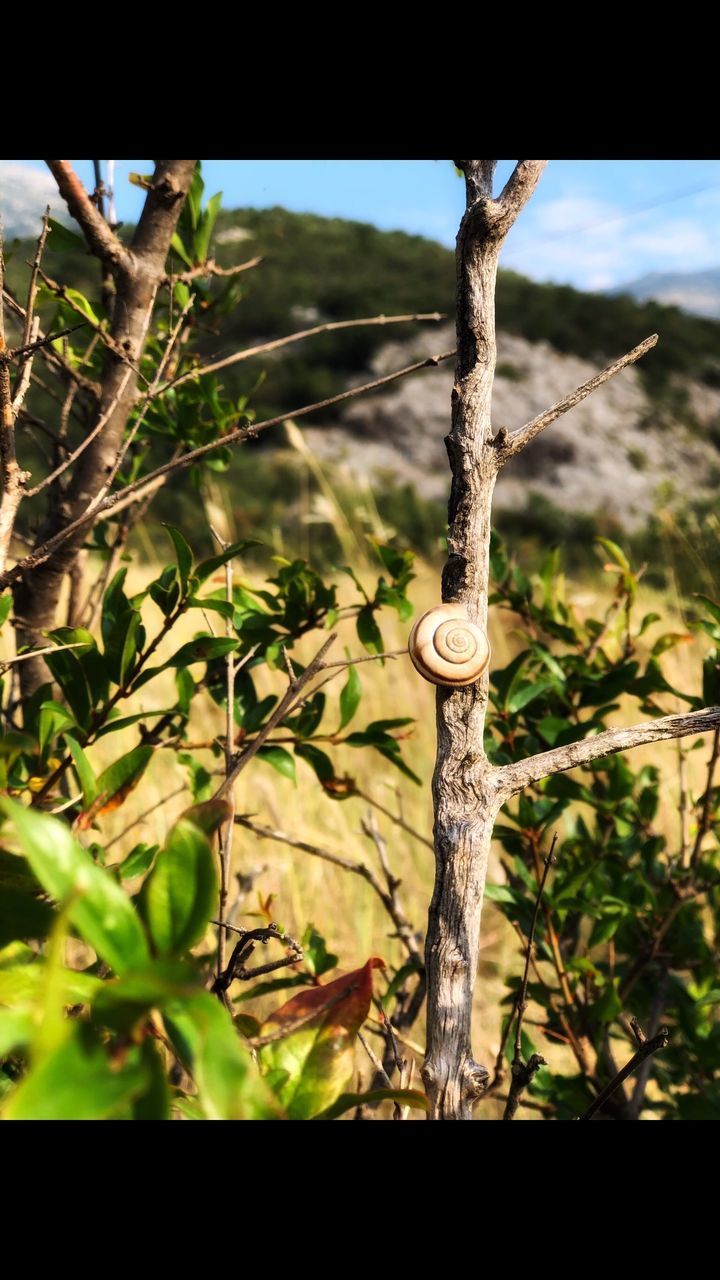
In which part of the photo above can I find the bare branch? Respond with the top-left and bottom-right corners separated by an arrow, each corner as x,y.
0,236 -> 30,574
498,335 -> 658,463
158,311 -> 445,396
360,810 -> 423,965
354,786 -> 433,853
0,348 -> 454,591
236,815 -> 422,967
24,365 -> 135,497
495,160 -> 548,232
162,254 -> 262,285
46,160 -> 131,272
577,1027 -> 669,1121
459,160 -> 547,241
499,706 -> 720,797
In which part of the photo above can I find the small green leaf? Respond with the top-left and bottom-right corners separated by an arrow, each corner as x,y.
64,734 -> 97,808
79,746 -> 153,826
257,746 -> 296,783
144,815 -> 218,956
195,540 -> 258,585
116,842 -> 158,880
356,605 -> 383,655
339,663 -> 361,729
164,525 -> 193,593
46,218 -> 85,251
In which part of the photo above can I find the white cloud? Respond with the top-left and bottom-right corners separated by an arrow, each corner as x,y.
0,163 -> 67,238
504,190 -> 720,290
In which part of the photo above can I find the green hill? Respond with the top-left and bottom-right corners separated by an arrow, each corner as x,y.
7,204 -> 720,419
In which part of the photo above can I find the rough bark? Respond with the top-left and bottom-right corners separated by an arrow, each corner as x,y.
423,161 -> 546,1120
12,160 -> 197,694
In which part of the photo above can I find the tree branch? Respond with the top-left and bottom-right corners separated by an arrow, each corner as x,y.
162,254 -> 262,285
46,160 -> 131,272
577,1027 -> 669,1121
215,634 -> 337,796
497,334 -> 658,463
0,347 -> 454,591
499,706 -> 720,796
153,311 -> 445,398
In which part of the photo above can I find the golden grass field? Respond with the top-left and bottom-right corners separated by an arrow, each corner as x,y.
91,526 -> 713,1117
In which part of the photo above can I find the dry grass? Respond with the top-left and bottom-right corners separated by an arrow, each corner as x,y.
62,538 -> 709,1118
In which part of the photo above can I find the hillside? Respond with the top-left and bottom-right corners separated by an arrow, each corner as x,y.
5,205 -> 720,585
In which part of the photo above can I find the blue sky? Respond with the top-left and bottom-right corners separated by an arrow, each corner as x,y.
2,159 -> 720,292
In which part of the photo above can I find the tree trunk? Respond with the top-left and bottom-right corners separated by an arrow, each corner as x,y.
13,160 -> 197,696
422,161 -> 547,1119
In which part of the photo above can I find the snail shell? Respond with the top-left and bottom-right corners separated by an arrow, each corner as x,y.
408,605 -> 490,687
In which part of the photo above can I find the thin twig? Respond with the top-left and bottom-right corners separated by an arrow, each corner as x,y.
236,815 -> 422,966
155,311 -> 445,397
502,834 -> 557,1121
355,786 -> 433,852
577,1027 -> 669,1121
498,335 -> 659,462
215,634 -> 337,796
0,348 -> 455,591
162,254 -> 262,285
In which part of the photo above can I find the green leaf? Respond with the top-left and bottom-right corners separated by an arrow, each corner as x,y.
170,230 -> 194,267
356,605 -> 383,655
79,746 -> 153,825
133,635 -> 239,689
194,191 -> 223,263
164,991 -> 281,1120
144,814 -> 219,956
257,746 -> 296,783
116,842 -> 158,881
4,1027 -> 148,1120
63,287 -> 100,326
507,679 -> 557,714
314,1087 -> 429,1120
294,743 -> 336,786
164,525 -> 193,592
46,217 -> 85,251
38,701 -> 75,755
94,710 -> 173,741
339,663 -> 361,729
596,537 -> 631,572
44,629 -> 106,730
195,540 -> 258,584
302,924 -> 338,978
258,957 -> 383,1119
0,593 -> 12,629
64,734 -> 97,808
0,799 -> 149,975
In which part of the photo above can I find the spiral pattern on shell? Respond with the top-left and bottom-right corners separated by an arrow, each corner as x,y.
408,606 -> 490,687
